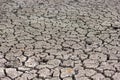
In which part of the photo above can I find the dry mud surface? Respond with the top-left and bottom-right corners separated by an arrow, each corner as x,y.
0,0 -> 120,80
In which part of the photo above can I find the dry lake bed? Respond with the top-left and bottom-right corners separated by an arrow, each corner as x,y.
0,0 -> 120,80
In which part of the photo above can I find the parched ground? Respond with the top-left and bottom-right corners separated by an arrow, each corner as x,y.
0,0 -> 120,80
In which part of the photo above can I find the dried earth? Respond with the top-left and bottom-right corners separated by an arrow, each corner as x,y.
0,0 -> 120,80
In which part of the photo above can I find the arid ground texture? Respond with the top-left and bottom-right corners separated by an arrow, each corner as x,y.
0,0 -> 120,80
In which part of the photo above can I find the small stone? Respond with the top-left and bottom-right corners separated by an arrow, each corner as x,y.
85,69 -> 96,77
38,68 -> 51,77
0,68 -> 5,78
0,58 -> 7,66
104,70 -> 114,77
47,59 -> 61,67
98,62 -> 115,71
25,56 -> 38,67
61,60 -> 74,67
20,72 -> 37,80
92,73 -> 105,80
18,55 -> 27,62
83,59 -> 99,68
75,69 -> 85,79
6,68 -> 23,79
89,53 -> 107,61
112,72 -> 120,80
24,50 -> 34,57
53,68 -> 60,77
61,68 -> 74,78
